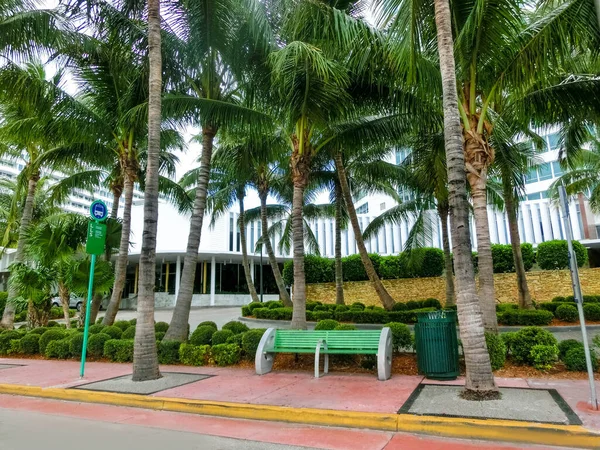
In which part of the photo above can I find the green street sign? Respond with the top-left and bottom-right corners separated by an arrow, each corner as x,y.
86,220 -> 107,255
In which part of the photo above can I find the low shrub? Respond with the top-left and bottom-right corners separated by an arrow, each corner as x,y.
155,321 -> 169,333
584,304 -> 600,321
88,324 -> 105,335
129,318 -> 137,326
351,310 -> 388,324
255,307 -> 293,320
306,301 -> 322,311
0,291 -> 6,317
565,295 -> 575,302
241,305 -> 251,317
422,298 -> 442,309
155,331 -> 165,342
501,332 -> 517,356
226,333 -> 244,347
222,321 -> 250,335
96,318 -> 104,324
28,327 -> 48,335
211,329 -> 234,345
39,329 -> 67,354
530,344 -> 559,370
102,325 -> 123,340
103,339 -> 134,362
552,296 -> 566,303
496,303 -> 518,312
498,309 -> 554,326
564,346 -> 598,372
392,302 -> 408,311
69,333 -> 85,357
189,325 -> 215,346
313,304 -> 328,312
538,303 -> 560,314
19,333 -> 40,354
314,319 -> 339,330
122,326 -> 136,339
88,333 -> 111,357
197,321 -> 218,331
334,324 -> 357,330
556,304 -> 578,322
388,308 -> 436,324
385,322 -> 413,352
312,311 -> 333,321
179,344 -> 210,366
406,300 -> 422,311
14,311 -> 27,322
583,295 -> 600,303
158,340 -> 181,364
47,321 -> 60,327
512,327 -> 558,365
0,330 -> 21,355
211,343 -> 242,366
45,338 -> 71,359
113,320 -> 131,331
485,332 -> 506,370
49,307 -> 64,319
350,302 -> 366,310
537,239 -> 587,270
241,329 -> 266,359
558,339 -> 583,360
335,304 -> 349,312
266,301 -> 284,309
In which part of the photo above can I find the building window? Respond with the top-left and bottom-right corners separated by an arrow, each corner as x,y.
229,214 -> 234,251
552,160 -> 563,177
527,192 -> 541,201
330,222 -> 334,255
356,203 -> 369,214
547,132 -> 560,150
538,162 -> 552,181
322,221 -> 327,254
380,202 -> 386,211
236,217 -> 241,252
525,168 -> 538,184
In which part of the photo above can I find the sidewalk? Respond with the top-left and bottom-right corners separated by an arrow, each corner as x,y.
1,357 -> 599,448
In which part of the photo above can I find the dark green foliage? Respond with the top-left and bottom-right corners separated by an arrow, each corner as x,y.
69,333 -> 85,357
96,318 -> 104,324
241,305 -> 251,316
89,324 -> 105,335
129,319 -> 137,326
304,254 -> 335,283
385,322 -> 412,352
563,346 -> 598,371
406,300 -> 423,310
155,332 -> 165,341
416,248 -> 445,277
583,295 -> 600,303
19,333 -> 40,354
335,304 -> 349,312
342,254 -> 370,281
565,295 -> 575,302
558,339 -> 583,360
485,332 -> 506,370
496,303 -> 518,312
113,321 -> 131,331
334,324 -> 357,330
103,339 -> 134,362
0,330 -> 22,355
501,332 -> 517,356
211,329 -> 234,345
49,307 -> 63,319
552,296 -> 567,303
241,329 -> 266,359
555,304 -> 578,322
122,326 -> 136,339
422,298 -> 442,309
222,321 -> 250,335
312,311 -> 333,321
538,302 -> 559,314
306,310 -> 315,321
88,333 -> 111,357
584,304 -> 600,321
350,310 -> 388,324
521,243 -> 535,271
392,302 -> 408,311
102,325 -> 123,339
179,344 -> 210,366
28,327 -> 48,335
39,329 -> 66,354
306,301 -> 322,311
536,240 -> 587,270
313,304 -> 328,311
530,344 -> 559,370
0,291 -> 7,317
226,333 -> 244,347
266,301 -> 284,309
388,308 -> 436,324
378,255 -> 403,279
350,302 -> 365,310
47,321 -> 60,327
255,307 -> 293,320
512,327 -> 558,365
314,319 -> 339,330
45,338 -> 71,359
189,326 -> 215,346
491,244 -> 534,273
155,321 -> 169,333
197,321 -> 218,331
498,309 -> 554,326
158,340 -> 181,364
211,344 -> 242,366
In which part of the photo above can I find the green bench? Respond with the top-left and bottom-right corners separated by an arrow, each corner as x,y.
255,327 -> 392,380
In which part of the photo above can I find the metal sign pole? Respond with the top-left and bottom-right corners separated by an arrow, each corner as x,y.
559,185 -> 598,410
80,252 -> 97,378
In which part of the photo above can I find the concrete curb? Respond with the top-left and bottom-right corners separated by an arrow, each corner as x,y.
1,383 -> 598,448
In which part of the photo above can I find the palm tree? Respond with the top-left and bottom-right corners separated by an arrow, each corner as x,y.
8,262 -> 54,328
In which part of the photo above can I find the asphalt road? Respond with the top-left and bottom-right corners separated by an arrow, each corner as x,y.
0,409 -> 314,450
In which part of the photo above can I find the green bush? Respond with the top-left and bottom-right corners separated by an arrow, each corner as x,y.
555,304 -> 578,322
28,327 -> 48,335
485,332 -> 507,370
335,304 -> 349,312
283,255 -> 334,285
0,291 -> 7,317
255,307 -> 293,320
536,240 -> 587,270
241,305 -> 251,317
88,333 -> 111,357
49,306 -> 64,319
512,327 -> 558,365
392,302 -> 408,311
45,338 -> 71,359
197,321 -> 218,331
521,243 -> 535,271
69,333 -> 85,357
158,340 -> 181,364
211,329 -> 234,345
501,332 -> 517,356
385,322 -> 413,352
491,244 -> 535,273
306,301 -> 322,311
179,344 -> 210,366
584,304 -> 600,321
266,301 -> 284,309
47,321 -> 60,327
102,325 -> 123,340
564,346 -> 598,371
155,321 -> 169,333
351,310 -> 389,324
96,318 -> 104,324
406,300 -> 423,311
113,320 -> 130,331
155,331 -> 165,342
241,329 -> 266,359
422,298 -> 442,309
496,303 -> 518,312
388,308 -> 436,324
342,254 -> 370,281
416,248 -> 445,277
378,255 -> 403,279
313,304 -> 328,311
0,330 -> 22,355
122,326 -> 136,339
312,311 -> 333,321
334,323 -> 357,330
226,333 -> 244,346
128,318 -> 137,325
89,324 -> 105,335
583,295 -> 600,303
222,321 -> 250,335
558,339 -> 583,360
498,309 -> 554,326
211,343 -> 242,366
103,339 -> 134,362
15,310 -> 27,322
565,295 -> 575,302
314,319 -> 339,330
189,325 -> 215,346
39,329 -> 67,354
350,302 -> 366,310
19,333 -> 40,354
530,344 -> 559,370
552,296 -> 567,303
538,302 -> 559,314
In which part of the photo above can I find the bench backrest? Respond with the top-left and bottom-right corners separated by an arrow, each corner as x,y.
272,329 -> 382,352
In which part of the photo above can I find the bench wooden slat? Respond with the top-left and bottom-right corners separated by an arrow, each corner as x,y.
271,329 -> 382,355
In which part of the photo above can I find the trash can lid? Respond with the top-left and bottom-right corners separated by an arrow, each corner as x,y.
416,309 -> 457,322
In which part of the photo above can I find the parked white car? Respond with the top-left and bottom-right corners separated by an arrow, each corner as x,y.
50,293 -> 83,311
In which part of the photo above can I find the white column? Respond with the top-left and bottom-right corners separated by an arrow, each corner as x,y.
488,208 -> 499,244
539,202 -> 553,241
250,258 -> 254,282
549,205 -> 562,240
521,204 -> 534,244
347,221 -> 355,255
569,201 -> 582,240
530,204 -> 543,243
174,255 -> 181,297
393,223 -> 401,254
210,256 -> 216,306
385,223 -> 393,255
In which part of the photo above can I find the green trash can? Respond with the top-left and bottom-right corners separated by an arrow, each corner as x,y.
414,310 -> 459,380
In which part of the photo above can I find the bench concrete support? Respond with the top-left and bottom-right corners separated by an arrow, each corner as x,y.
314,339 -> 329,378
377,327 -> 392,381
255,327 -> 276,375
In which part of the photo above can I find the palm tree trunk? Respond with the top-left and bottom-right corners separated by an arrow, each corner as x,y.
438,203 -> 455,307
334,152 -> 395,310
334,182 -> 344,305
58,280 -> 71,328
433,0 -> 497,395
259,191 -> 292,307
164,126 -> 215,342
1,172 -> 39,329
238,195 -> 260,303
503,179 -> 533,309
89,294 -> 103,324
132,0 -> 161,382
102,172 -> 135,325
468,175 -> 498,332
110,188 -> 122,220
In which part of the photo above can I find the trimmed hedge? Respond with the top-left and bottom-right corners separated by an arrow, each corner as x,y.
538,303 -> 559,314
537,240 -> 587,270
584,304 -> 600,321
19,333 -> 40,354
69,333 -> 85,357
511,327 -> 557,365
241,329 -> 266,359
385,322 -> 412,352
113,321 -> 131,331
45,338 -> 71,359
189,325 -> 215,346
158,340 -> 181,364
490,243 -> 535,273
102,325 -> 123,340
530,344 -> 558,370
122,326 -> 136,339
0,330 -> 21,355
314,319 -> 339,330
564,346 -> 598,371
39,330 -> 66,354
558,339 -> 582,360
198,321 -> 218,331
211,344 -> 242,366
88,333 -> 111,357
498,309 -> 553,326
485,332 -> 506,370
155,321 -> 169,333
211,329 -> 234,345
222,321 -> 250,335
179,344 -> 210,366
103,339 -> 134,362
555,304 -> 578,322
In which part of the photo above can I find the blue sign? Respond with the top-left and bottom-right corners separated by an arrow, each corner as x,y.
89,200 -> 108,222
